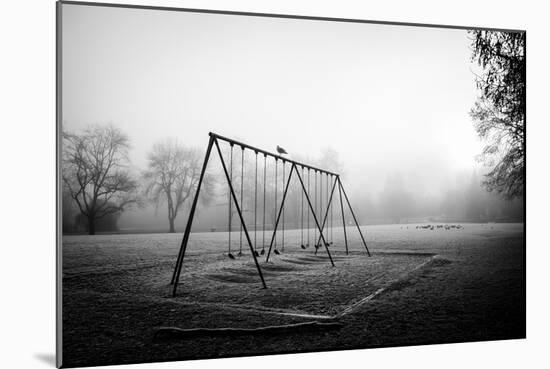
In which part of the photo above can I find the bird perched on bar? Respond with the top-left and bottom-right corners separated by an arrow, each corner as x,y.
276,145 -> 288,155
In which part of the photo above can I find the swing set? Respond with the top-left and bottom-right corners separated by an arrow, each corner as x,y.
170,132 -> 370,297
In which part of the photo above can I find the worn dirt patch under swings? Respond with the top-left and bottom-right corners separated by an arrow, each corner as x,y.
63,250 -> 439,317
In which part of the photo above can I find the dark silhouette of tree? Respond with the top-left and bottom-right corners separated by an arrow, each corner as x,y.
469,30 -> 525,199
62,125 -> 138,235
143,140 -> 213,233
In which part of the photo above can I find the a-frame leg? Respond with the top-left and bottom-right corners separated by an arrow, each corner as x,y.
314,178 -> 338,252
338,177 -> 371,256
213,139 -> 268,287
337,176 -> 349,255
171,136 -> 214,295
266,164 -> 295,262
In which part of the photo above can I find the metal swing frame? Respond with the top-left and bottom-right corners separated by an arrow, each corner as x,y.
171,132 -> 370,297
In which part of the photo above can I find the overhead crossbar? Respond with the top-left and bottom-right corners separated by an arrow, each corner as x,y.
210,132 -> 338,176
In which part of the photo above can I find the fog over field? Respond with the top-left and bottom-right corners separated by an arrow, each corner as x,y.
61,5 -> 523,233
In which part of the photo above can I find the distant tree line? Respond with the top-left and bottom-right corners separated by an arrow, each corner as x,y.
352,171 -> 523,225
63,120 -> 524,235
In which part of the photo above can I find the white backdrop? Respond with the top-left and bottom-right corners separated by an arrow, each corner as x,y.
0,1 -> 547,368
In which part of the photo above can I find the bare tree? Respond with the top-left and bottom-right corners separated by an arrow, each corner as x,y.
143,140 -> 213,233
62,125 -> 139,235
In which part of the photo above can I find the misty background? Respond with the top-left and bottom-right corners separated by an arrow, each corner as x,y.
61,4 -> 523,234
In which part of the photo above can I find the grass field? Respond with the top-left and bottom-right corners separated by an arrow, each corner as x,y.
62,223 -> 525,368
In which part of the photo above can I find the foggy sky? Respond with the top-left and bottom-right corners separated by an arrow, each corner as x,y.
61,4 -> 486,230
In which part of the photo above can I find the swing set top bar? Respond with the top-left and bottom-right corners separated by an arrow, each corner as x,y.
209,132 -> 339,177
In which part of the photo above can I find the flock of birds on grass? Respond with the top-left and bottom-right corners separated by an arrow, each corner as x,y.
415,224 -> 464,230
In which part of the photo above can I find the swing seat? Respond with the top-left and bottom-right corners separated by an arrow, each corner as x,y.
254,250 -> 260,257
274,249 -> 280,255
260,249 -> 265,255
301,244 -> 306,249
227,253 -> 235,260
237,251 -> 243,257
